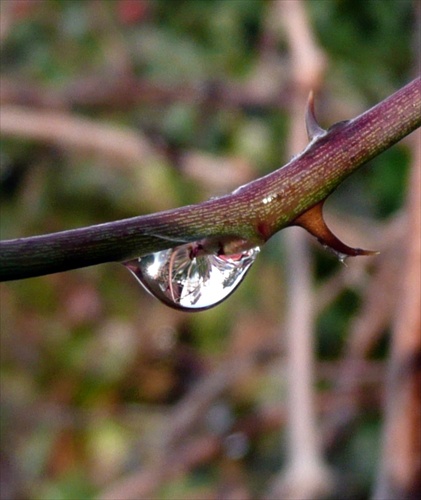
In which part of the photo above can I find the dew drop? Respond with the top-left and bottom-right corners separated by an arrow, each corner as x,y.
124,242 -> 260,311
322,244 -> 349,265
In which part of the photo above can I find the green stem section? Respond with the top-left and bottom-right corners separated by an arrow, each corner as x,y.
1,77 -> 420,281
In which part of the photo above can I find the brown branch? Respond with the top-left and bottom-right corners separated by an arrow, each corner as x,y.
0,74 -> 290,111
373,129 -> 421,499
99,356 -> 253,500
0,103 -> 254,196
98,358 -> 384,500
0,105 -> 160,166
266,2 -> 332,498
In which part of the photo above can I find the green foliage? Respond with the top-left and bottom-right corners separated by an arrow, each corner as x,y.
309,0 -> 413,93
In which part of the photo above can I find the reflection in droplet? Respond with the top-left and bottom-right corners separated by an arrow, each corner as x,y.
124,242 -> 260,311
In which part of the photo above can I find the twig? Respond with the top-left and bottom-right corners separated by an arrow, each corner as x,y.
0,74 -> 290,111
0,77 -> 420,281
98,358 -> 384,500
99,357 -> 253,500
373,129 -> 421,499
0,105 -> 160,166
0,103 -> 254,195
266,1 -> 333,498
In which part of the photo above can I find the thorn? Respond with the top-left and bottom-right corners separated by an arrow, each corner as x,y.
293,201 -> 379,258
305,91 -> 326,141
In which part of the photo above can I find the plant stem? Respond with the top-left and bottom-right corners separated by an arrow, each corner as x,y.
1,77 -> 420,281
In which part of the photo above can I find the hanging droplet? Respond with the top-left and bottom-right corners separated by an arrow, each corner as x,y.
124,242 -> 260,311
321,245 -> 349,265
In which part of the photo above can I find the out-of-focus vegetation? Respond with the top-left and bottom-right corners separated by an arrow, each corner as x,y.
0,1 -> 417,499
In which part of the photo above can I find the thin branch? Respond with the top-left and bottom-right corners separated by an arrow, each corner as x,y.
373,130 -> 421,499
267,1 -> 333,498
0,77 -> 420,281
0,104 -> 254,195
99,356 -> 253,500
98,359 -> 383,500
0,105 -> 160,166
0,74 -> 290,111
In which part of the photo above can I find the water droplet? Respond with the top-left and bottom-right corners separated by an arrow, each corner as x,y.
322,244 -> 349,265
338,254 -> 349,266
124,242 -> 260,311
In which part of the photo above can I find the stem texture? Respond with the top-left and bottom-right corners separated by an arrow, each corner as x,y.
1,77 -> 420,281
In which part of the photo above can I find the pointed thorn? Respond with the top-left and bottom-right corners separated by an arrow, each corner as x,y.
305,91 -> 326,141
293,201 -> 379,258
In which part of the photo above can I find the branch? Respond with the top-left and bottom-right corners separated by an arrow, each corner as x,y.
269,2 -> 334,499
0,77 -> 420,281
0,105 -> 160,166
0,75 -> 290,111
373,130 -> 421,499
0,104 -> 254,195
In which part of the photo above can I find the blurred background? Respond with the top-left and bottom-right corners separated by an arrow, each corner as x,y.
0,1 -> 419,499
